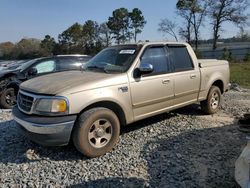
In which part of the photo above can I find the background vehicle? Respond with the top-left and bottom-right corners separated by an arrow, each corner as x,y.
0,55 -> 91,108
13,42 -> 230,157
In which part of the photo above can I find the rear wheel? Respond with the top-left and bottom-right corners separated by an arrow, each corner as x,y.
72,107 -> 120,158
0,88 -> 17,109
201,86 -> 221,114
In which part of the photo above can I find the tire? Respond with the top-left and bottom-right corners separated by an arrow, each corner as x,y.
72,107 -> 120,158
201,86 -> 221,114
0,87 -> 17,109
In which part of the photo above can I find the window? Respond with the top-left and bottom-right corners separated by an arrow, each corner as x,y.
168,46 -> 194,72
57,58 -> 82,71
84,45 -> 141,73
140,46 -> 170,75
34,60 -> 56,74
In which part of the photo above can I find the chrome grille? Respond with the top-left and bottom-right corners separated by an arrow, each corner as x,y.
18,92 -> 34,113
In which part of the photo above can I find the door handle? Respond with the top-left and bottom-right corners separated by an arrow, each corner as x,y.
162,79 -> 170,84
190,74 -> 197,79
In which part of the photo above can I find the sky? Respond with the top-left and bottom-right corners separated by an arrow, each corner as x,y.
0,0 -> 249,43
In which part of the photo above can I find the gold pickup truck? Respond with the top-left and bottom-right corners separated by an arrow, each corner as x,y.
12,42 -> 230,157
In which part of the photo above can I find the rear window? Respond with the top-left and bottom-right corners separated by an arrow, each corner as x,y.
57,57 -> 91,71
168,46 -> 194,72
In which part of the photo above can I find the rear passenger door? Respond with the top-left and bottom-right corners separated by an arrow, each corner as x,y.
168,45 -> 200,105
130,45 -> 174,120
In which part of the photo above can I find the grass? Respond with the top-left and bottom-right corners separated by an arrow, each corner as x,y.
230,62 -> 250,89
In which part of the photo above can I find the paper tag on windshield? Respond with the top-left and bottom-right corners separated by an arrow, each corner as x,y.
119,50 -> 135,54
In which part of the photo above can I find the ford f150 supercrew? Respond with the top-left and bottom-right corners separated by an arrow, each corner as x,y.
12,42 -> 230,157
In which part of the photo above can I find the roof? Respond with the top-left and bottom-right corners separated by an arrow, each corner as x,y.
111,41 -> 189,47
56,54 -> 90,57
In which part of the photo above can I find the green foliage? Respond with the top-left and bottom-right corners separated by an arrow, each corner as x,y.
0,42 -> 15,59
58,22 -> 83,54
40,35 -> 56,56
230,62 -> 250,89
57,21 -> 104,55
0,38 -> 47,60
244,52 -> 250,62
129,8 -> 146,42
107,7 -> 146,44
222,48 -> 233,61
99,22 -> 112,47
107,8 -> 130,44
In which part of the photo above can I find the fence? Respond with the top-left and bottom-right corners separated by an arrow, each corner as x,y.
199,47 -> 250,60
197,43 -> 250,60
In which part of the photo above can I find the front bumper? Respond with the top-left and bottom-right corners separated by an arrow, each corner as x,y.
12,106 -> 77,146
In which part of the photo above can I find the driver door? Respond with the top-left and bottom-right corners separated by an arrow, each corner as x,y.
130,46 -> 174,121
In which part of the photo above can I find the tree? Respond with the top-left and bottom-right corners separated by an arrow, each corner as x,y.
0,42 -> 15,59
12,38 -> 43,59
107,8 -> 130,44
176,0 -> 193,44
99,22 -> 112,47
158,19 -> 179,41
58,23 -> 83,54
176,0 -> 208,49
82,20 -> 102,54
40,35 -> 56,56
208,0 -> 249,49
129,8 -> 147,42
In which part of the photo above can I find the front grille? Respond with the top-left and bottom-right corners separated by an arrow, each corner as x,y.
18,92 -> 34,113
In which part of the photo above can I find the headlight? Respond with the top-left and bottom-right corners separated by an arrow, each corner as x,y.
35,98 -> 68,115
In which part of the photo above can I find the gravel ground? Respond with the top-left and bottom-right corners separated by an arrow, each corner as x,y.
0,90 -> 250,188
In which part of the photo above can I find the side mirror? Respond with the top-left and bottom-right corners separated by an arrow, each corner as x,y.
28,67 -> 38,76
138,63 -> 154,75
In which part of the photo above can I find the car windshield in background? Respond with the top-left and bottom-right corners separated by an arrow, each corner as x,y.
19,59 -> 37,71
84,45 -> 141,73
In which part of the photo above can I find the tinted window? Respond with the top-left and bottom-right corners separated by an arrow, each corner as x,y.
57,57 -> 91,71
168,46 -> 194,71
34,60 -> 56,74
141,46 -> 170,75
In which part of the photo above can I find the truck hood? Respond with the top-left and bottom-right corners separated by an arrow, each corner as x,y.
20,71 -> 128,95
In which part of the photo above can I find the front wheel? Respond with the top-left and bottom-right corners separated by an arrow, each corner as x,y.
201,86 -> 221,114
72,107 -> 120,158
0,88 -> 17,109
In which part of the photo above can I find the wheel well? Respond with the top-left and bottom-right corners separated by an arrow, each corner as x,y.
212,80 -> 224,94
79,101 -> 127,127
6,83 -> 19,95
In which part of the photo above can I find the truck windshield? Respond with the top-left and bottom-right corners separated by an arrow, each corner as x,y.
84,45 -> 141,73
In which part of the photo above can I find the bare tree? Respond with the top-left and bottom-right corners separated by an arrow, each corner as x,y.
178,13 -> 193,44
208,0 -> 249,49
176,0 -> 208,50
158,19 -> 178,41
191,1 -> 208,50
